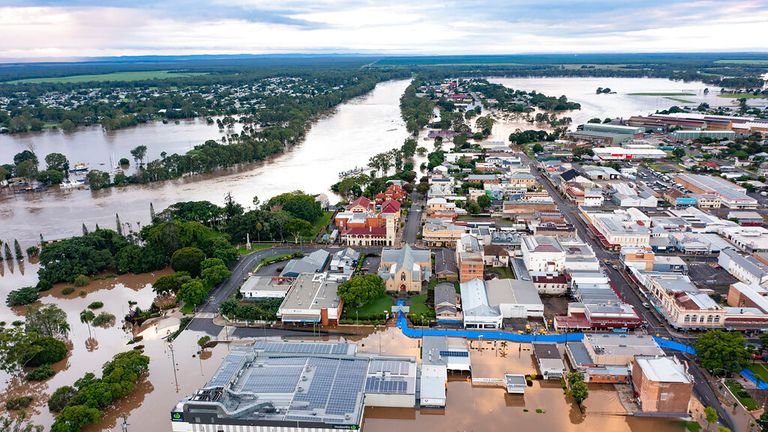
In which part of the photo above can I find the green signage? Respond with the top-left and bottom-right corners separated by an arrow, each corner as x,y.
171,412 -> 183,422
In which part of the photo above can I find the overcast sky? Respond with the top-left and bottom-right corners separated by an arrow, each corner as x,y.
1,0 -> 767,60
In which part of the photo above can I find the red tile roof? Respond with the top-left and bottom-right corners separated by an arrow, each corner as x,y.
381,199 -> 401,213
346,196 -> 372,210
343,226 -> 387,236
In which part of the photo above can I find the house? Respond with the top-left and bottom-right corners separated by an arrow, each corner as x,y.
375,183 -> 407,204
483,244 -> 510,267
631,356 -> 693,416
532,343 -> 566,380
456,233 -> 485,282
379,245 -> 432,293
280,250 -> 330,278
435,283 -> 460,321
380,199 -> 402,221
434,248 -> 459,281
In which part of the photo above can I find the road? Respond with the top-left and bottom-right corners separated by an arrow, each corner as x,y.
403,190 -> 423,246
524,155 -> 735,430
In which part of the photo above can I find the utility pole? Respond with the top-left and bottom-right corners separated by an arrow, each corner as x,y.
169,342 -> 180,392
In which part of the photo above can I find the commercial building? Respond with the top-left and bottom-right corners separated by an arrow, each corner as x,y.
170,341 -> 417,432
610,183 -> 658,208
632,356 -> 693,416
521,235 -> 565,275
718,248 -> 768,286
379,245 -> 432,293
240,275 -> 293,299
532,343 -> 566,380
561,238 -> 600,272
456,233 -> 485,282
675,174 -> 757,209
422,220 -> 467,247
485,278 -> 544,318
566,334 -> 664,383
280,250 -> 330,278
278,273 -> 342,326
671,130 -> 737,141
592,147 -> 667,161
719,226 -> 768,253
583,210 -> 651,250
420,337 -> 471,407
329,247 -> 360,276
460,279 -> 503,329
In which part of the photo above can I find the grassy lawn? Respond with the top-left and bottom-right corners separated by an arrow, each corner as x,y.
628,92 -> 696,96
409,294 -> 432,315
718,93 -> 768,99
253,252 -> 302,271
487,266 -> 515,279
309,211 -> 333,239
9,70 -> 208,84
725,379 -> 759,410
236,243 -> 278,256
343,295 -> 393,320
747,363 -> 768,382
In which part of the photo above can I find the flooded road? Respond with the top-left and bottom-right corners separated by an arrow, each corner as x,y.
0,79 -> 411,246
489,77 -> 738,129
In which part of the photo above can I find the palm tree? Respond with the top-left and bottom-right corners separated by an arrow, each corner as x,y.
80,309 -> 95,338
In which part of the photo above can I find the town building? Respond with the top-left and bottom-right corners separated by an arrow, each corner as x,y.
532,343 -> 566,380
566,334 -> 664,383
583,209 -> 651,250
521,235 -> 565,276
456,233 -> 485,282
240,275 -> 293,299
631,356 -> 693,415
460,278 -> 503,329
675,173 -> 757,209
718,226 -> 768,253
434,248 -> 459,281
435,283 -> 461,322
420,337 -> 471,407
422,220 -> 466,247
170,342 -> 416,432
280,250 -> 330,278
483,244 -> 510,267
718,247 -> 768,286
378,245 -> 432,293
329,247 -> 360,276
278,273 -> 342,326
485,278 -> 544,319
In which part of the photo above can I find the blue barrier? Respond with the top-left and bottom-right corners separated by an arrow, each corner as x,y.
393,299 -> 696,353
741,368 -> 768,390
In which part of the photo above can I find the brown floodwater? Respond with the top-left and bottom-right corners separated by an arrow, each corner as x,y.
0,79 -> 412,247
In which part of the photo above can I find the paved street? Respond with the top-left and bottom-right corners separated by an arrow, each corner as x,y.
403,190 -> 423,246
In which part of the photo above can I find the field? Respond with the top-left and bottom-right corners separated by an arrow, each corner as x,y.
718,93 -> 768,99
343,294 -> 393,320
9,70 -> 208,84
714,59 -> 768,65
627,92 -> 696,96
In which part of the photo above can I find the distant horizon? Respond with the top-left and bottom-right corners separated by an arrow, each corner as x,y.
2,51 -> 768,66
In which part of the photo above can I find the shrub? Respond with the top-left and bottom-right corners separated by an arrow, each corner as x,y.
6,286 -> 39,306
73,275 -> 90,287
5,396 -> 33,410
198,335 -> 211,348
27,337 -> 68,367
48,386 -> 76,413
92,312 -> 116,328
26,245 -> 40,257
87,301 -> 104,310
62,287 -> 75,295
27,364 -> 56,381
79,290 -> 87,297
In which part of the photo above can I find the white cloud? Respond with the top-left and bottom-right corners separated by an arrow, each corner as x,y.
0,2 -> 766,59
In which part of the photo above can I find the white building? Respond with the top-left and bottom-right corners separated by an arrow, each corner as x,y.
611,183 -> 658,208
485,278 -> 544,318
718,226 -> 768,253
561,237 -> 600,272
460,278 -> 503,329
584,209 -> 651,249
521,235 -> 565,275
718,248 -> 768,286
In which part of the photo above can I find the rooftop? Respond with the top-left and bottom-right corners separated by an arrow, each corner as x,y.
279,273 -> 340,313
635,356 -> 692,384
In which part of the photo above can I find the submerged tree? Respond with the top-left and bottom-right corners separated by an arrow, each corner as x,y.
4,243 -> 11,261
14,239 -> 23,261
80,309 -> 95,338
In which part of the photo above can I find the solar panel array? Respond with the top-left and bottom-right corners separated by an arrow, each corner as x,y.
206,350 -> 248,388
368,360 -> 410,375
365,376 -> 408,394
254,341 -> 349,355
240,365 -> 303,393
439,350 -> 469,358
292,357 -> 337,410
326,360 -> 367,415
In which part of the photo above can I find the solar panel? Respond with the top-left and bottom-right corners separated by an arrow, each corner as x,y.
365,377 -> 407,394
439,350 -> 469,358
206,351 -> 248,388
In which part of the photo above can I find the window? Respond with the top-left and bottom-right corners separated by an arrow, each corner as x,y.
401,272 -> 406,281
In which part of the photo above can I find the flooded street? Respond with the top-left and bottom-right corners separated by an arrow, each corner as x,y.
489,77 -> 739,129
0,79 -> 411,246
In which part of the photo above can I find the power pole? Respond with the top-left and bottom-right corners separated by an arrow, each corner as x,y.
169,342 -> 180,392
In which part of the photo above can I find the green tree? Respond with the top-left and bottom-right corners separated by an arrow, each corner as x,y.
80,309 -> 95,338
85,170 -> 110,190
170,247 -> 206,277
25,305 -> 70,339
531,143 -> 544,153
694,330 -> 750,375
48,386 -> 76,413
672,148 -> 686,158
197,335 -> 211,349
178,279 -> 208,308
0,414 -> 43,432
201,264 -> 231,289
758,409 -> 768,432
36,169 -> 65,185
51,405 -> 101,432
15,160 -> 37,181
13,150 -> 37,166
130,145 -> 147,166
152,272 -> 191,294
337,274 -> 386,308
477,194 -> 492,209
6,287 -> 39,306
45,153 -> 70,173
466,199 -> 481,215
267,191 -> 323,222
704,406 -> 718,430
567,372 -> 589,406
